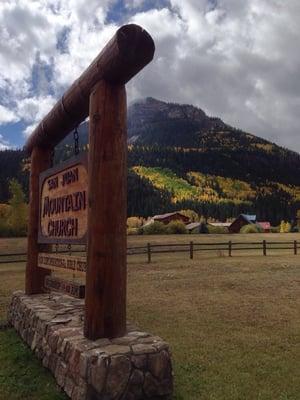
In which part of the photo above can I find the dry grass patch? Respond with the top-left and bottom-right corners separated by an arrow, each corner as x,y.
0,237 -> 300,399
127,254 -> 300,399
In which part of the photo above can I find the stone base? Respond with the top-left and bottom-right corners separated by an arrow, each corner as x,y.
8,291 -> 173,400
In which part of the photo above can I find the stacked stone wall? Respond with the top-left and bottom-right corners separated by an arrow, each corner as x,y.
8,292 -> 173,400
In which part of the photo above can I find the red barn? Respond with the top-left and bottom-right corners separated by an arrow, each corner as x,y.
229,214 -> 257,233
257,222 -> 271,233
153,212 -> 190,225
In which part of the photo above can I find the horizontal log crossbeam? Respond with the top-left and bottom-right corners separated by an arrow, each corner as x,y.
24,24 -> 155,154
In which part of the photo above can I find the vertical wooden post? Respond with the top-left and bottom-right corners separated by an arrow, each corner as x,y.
25,146 -> 52,294
228,240 -> 232,257
147,243 -> 151,264
84,80 -> 127,340
294,240 -> 297,255
263,240 -> 267,256
190,241 -> 194,259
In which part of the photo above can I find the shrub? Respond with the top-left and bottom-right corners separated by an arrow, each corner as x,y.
280,220 -> 292,233
142,221 -> 167,235
127,217 -> 143,228
7,179 -> 28,236
255,224 -> 264,233
270,225 -> 280,233
127,227 -> 139,235
179,209 -> 199,222
207,225 -> 228,234
0,180 -> 28,237
0,218 -> 15,237
285,222 -> 291,233
240,224 -> 263,234
137,227 -> 144,235
0,204 -> 10,219
166,220 -> 187,234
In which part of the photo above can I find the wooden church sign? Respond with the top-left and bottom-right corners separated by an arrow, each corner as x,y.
38,252 -> 87,274
38,156 -> 88,244
44,276 -> 85,298
24,24 -> 155,340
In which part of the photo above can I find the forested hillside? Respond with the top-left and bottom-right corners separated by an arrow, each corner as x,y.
0,150 -> 28,202
1,97 -> 300,224
128,166 -> 298,223
127,98 -> 300,223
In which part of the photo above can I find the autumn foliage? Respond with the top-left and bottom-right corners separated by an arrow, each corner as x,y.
0,179 -> 28,237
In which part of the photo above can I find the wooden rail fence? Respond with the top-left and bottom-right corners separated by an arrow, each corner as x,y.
0,240 -> 299,264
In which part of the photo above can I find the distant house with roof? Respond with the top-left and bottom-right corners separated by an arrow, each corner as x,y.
186,222 -> 201,233
144,212 -> 190,227
229,214 -> 257,233
256,221 -> 271,233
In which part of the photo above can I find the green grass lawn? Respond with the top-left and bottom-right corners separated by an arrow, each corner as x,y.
1,235 -> 300,399
0,329 -> 67,400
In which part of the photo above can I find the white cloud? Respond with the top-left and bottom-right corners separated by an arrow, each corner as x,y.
0,0 -> 116,140
0,105 -> 18,125
53,23 -> 117,89
17,95 -> 56,123
23,123 -> 38,138
0,0 -> 62,82
0,0 -> 299,152
16,95 -> 57,137
129,0 -> 300,151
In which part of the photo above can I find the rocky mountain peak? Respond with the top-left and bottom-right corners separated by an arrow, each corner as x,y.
127,97 -> 230,146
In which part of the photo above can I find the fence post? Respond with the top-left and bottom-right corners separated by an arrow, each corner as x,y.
147,242 -> 151,263
228,240 -> 232,257
190,241 -> 194,259
263,240 -> 267,256
294,240 -> 297,255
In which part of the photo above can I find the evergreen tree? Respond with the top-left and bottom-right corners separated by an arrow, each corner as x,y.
7,179 -> 28,236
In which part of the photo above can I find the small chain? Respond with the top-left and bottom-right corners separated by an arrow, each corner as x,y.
74,126 -> 79,156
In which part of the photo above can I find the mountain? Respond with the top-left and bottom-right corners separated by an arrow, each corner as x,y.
48,97 -> 300,224
129,97 -> 230,146
128,98 -> 300,223
127,98 -> 300,187
58,97 -> 300,185
128,97 -> 225,147
1,97 -> 300,224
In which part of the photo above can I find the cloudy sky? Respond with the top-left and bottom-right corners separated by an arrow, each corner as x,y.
0,0 -> 299,151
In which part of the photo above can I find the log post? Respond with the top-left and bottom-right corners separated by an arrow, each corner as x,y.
84,80 -> 127,340
190,241 -> 194,260
228,240 -> 232,257
25,146 -> 52,294
263,240 -> 267,256
147,243 -> 151,264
